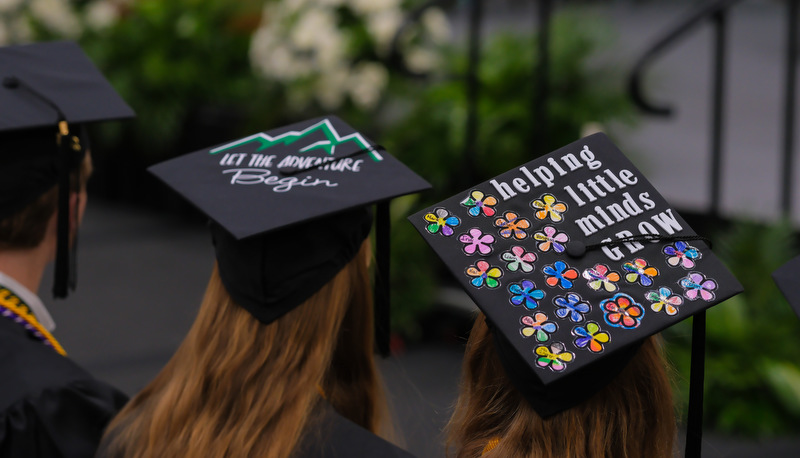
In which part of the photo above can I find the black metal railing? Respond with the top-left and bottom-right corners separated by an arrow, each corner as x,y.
628,0 -> 800,219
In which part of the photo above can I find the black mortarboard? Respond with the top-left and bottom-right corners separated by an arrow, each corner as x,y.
410,133 -> 742,455
149,116 -> 431,354
0,41 -> 135,297
772,255 -> 800,319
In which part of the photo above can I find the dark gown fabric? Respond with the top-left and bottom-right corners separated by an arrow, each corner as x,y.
0,315 -> 128,458
292,401 -> 415,458
97,400 -> 414,458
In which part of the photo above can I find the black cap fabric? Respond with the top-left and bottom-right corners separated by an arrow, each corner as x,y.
0,41 -> 135,131
409,133 -> 743,415
0,41 -> 134,298
149,116 -> 431,325
772,255 -> 800,319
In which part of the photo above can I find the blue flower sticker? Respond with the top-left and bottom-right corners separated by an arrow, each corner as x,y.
553,293 -> 591,323
508,280 -> 546,310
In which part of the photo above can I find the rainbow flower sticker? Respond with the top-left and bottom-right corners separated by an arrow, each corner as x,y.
646,287 -> 683,316
601,293 -> 644,329
501,246 -> 536,273
531,193 -> 568,222
533,225 -> 569,253
663,241 -> 702,269
461,190 -> 498,217
424,207 -> 460,236
572,322 -> 610,353
466,260 -> 503,289
494,211 -> 531,240
543,261 -> 579,289
520,312 -> 557,342
535,342 -> 574,372
622,258 -> 659,287
679,272 -> 717,301
582,263 -> 620,292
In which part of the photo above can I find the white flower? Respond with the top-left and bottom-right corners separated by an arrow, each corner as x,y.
290,8 -> 337,50
367,9 -> 403,56
29,0 -> 81,38
420,7 -> 451,45
85,0 -> 120,31
0,0 -> 22,14
404,48 -> 439,73
284,0 -> 311,14
8,16 -> 32,42
315,65 -> 349,110
347,61 -> 388,110
349,0 -> 400,15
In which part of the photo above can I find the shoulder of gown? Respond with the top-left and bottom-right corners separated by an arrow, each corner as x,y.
293,401 -> 416,458
0,317 -> 128,458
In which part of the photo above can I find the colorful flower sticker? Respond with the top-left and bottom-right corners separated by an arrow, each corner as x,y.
531,193 -> 568,222
424,207 -> 460,236
494,211 -> 531,240
461,190 -> 498,217
534,342 -> 574,372
582,264 -> 621,292
466,260 -> 503,289
543,261 -> 579,289
501,246 -> 536,273
533,225 -> 569,253
572,322 -> 610,353
521,312 -> 557,342
646,287 -> 684,316
622,258 -> 659,287
553,293 -> 591,323
663,241 -> 702,269
458,228 -> 495,255
509,280 -> 545,309
679,272 -> 717,301
601,293 -> 645,329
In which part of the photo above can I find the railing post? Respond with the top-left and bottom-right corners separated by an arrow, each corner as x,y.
464,0 -> 483,187
781,0 -> 799,218
533,0 -> 553,157
709,10 -> 727,219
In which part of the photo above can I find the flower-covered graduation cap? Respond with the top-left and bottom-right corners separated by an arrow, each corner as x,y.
0,41 -> 135,297
150,116 -> 430,354
410,133 -> 743,417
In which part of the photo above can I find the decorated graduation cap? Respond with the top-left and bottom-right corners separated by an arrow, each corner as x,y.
0,41 -> 135,297
772,255 -> 800,319
410,133 -> 742,455
149,116 -> 430,354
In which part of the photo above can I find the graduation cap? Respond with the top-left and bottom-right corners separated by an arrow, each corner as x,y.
772,255 -> 800,320
149,116 -> 431,355
409,133 -> 742,456
0,41 -> 135,298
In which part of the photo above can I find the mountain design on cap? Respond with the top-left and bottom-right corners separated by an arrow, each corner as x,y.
209,118 -> 382,161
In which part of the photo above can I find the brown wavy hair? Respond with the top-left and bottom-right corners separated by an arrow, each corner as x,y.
446,313 -> 676,458
101,240 -> 388,457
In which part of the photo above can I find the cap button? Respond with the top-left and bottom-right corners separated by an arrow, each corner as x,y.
566,240 -> 586,259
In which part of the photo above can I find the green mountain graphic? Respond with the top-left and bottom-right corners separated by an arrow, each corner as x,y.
209,119 -> 382,161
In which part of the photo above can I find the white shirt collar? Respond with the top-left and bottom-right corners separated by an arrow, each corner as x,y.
0,271 -> 56,332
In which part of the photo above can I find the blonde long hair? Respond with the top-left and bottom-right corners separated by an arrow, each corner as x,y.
102,240 -> 386,457
447,313 -> 676,458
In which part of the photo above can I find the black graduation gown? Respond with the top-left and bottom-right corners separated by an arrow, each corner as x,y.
0,314 -> 128,458
292,401 -> 415,458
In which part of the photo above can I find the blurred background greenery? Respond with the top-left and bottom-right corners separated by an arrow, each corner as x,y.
2,0 -> 799,438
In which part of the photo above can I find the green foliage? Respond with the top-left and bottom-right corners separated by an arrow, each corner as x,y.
663,220 -> 800,436
76,0 -> 271,156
